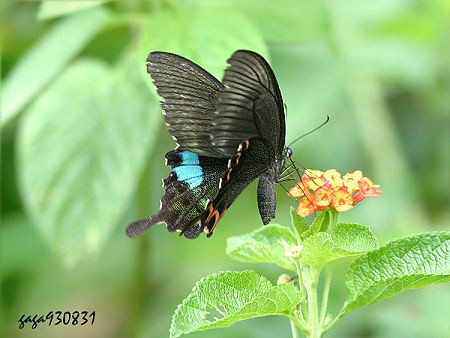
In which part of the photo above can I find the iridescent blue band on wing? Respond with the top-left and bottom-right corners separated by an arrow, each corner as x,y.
172,151 -> 203,189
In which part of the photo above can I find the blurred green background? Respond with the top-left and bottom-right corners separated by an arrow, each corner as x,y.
1,0 -> 449,337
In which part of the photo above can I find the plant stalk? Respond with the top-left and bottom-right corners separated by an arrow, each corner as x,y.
290,318 -> 300,338
304,267 -> 323,338
329,210 -> 338,229
323,309 -> 346,333
294,260 -> 306,304
319,268 -> 332,326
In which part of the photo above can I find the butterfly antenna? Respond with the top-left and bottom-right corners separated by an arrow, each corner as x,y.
287,115 -> 330,148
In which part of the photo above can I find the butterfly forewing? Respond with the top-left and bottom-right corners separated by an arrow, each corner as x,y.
211,50 -> 286,157
147,52 -> 226,157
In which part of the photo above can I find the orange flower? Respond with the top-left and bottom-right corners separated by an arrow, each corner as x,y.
352,192 -> 365,205
296,192 -> 316,217
353,177 -> 383,204
332,190 -> 354,212
358,177 -> 383,198
289,168 -> 382,217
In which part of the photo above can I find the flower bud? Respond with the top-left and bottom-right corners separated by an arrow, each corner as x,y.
277,274 -> 291,285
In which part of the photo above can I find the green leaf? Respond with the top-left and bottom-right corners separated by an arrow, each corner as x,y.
137,6 -> 267,87
310,211 -> 329,234
170,270 -> 302,338
17,58 -> 160,266
300,232 -> 335,267
321,211 -> 331,232
300,223 -> 379,267
230,0 -> 326,43
1,8 -> 110,127
333,223 -> 379,253
226,224 -> 297,271
290,206 -> 308,241
37,0 -> 110,20
344,232 -> 450,314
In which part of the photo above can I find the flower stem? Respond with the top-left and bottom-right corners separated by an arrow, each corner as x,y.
329,209 -> 338,229
324,309 -> 346,333
294,260 -> 305,302
290,318 -> 300,338
292,259 -> 309,328
319,268 -> 332,326
305,267 -> 322,338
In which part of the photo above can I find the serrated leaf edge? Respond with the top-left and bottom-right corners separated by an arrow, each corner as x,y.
169,270 -> 301,338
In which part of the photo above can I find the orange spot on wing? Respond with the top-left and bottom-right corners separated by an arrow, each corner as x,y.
213,210 -> 220,225
235,152 -> 242,165
226,168 -> 233,181
205,204 -> 214,222
204,203 -> 228,237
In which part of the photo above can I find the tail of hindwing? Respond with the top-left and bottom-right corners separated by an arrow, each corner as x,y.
126,149 -> 228,238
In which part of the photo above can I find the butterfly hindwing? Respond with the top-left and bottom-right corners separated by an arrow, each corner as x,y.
200,138 -> 273,236
126,150 -> 228,239
147,52 -> 226,157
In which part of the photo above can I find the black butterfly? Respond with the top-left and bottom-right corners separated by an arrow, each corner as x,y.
126,50 -> 294,239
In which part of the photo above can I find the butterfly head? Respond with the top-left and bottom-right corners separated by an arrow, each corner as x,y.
282,147 -> 293,167
274,147 -> 293,178
285,147 -> 293,158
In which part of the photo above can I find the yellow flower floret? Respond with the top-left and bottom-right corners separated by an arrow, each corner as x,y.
343,170 -> 363,193
315,188 -> 333,207
323,169 -> 343,190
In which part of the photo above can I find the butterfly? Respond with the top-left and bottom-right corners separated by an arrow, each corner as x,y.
126,49 -> 294,239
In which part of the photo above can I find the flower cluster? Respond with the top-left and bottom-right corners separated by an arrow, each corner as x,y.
289,169 -> 382,218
